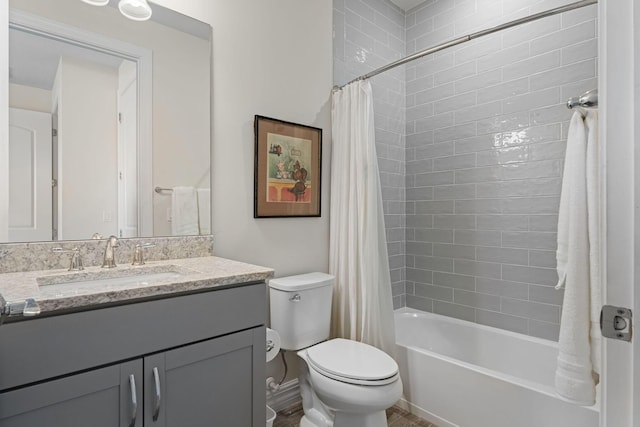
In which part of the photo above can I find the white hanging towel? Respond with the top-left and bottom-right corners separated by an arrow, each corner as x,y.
584,111 -> 601,377
197,188 -> 211,235
171,186 -> 199,236
555,111 -> 601,406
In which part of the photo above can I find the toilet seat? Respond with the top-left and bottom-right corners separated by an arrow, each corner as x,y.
306,338 -> 399,386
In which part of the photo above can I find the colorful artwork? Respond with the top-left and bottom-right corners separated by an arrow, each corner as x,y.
254,115 -> 322,218
266,133 -> 312,203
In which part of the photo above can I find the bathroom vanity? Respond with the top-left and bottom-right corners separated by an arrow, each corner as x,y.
0,254 -> 273,427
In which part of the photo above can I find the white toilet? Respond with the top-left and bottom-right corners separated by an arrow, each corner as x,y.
269,272 -> 402,427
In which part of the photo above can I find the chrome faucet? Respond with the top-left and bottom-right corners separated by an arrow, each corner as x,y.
102,235 -> 120,268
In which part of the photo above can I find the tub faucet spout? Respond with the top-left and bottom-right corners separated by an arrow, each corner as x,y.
102,235 -> 120,268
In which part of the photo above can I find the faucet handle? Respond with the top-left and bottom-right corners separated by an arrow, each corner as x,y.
132,243 -> 156,266
52,247 -> 84,271
102,236 -> 120,268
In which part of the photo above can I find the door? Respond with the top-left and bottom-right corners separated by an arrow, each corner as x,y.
0,360 -> 142,427
117,60 -> 138,238
8,108 -> 52,242
144,329 -> 262,427
52,109 -> 59,240
600,0 -> 638,426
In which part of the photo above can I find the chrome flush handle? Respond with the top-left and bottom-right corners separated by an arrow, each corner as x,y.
0,297 -> 41,321
22,298 -> 41,316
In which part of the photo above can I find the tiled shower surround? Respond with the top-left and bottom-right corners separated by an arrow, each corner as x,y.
334,0 -> 408,307
334,0 -> 597,341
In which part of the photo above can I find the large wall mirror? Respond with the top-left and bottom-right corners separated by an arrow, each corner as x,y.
5,0 -> 211,243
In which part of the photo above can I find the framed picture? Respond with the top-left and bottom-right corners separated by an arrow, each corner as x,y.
254,115 -> 322,218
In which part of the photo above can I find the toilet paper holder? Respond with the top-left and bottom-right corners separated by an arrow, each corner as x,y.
266,327 -> 285,393
266,327 -> 281,363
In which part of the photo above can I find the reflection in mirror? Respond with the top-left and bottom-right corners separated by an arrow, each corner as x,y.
6,0 -> 211,243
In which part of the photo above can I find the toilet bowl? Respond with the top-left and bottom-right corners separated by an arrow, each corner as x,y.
297,339 -> 402,427
268,273 -> 401,427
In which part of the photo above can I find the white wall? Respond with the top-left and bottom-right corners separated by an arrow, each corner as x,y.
57,56 -> 119,240
151,0 -> 333,387
152,0 -> 333,278
9,83 -> 51,112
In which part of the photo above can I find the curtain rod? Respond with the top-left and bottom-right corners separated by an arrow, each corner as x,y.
335,0 -> 597,91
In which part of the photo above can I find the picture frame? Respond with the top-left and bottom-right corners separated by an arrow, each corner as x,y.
254,115 -> 322,218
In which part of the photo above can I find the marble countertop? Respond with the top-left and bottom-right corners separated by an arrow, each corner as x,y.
0,256 -> 274,316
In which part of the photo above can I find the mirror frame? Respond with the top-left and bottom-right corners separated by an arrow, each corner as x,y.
3,8 -> 154,239
1,4 -> 8,241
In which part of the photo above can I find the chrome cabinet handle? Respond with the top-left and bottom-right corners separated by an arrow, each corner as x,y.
128,374 -> 138,427
152,367 -> 161,421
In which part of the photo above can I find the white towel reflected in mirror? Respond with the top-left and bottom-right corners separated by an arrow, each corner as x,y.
171,186 -> 199,236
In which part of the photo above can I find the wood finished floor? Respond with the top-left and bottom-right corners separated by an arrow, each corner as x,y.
273,404 -> 437,427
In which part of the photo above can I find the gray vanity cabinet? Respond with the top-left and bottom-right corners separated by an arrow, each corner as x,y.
0,360 -> 143,427
145,329 -> 258,426
0,282 -> 267,426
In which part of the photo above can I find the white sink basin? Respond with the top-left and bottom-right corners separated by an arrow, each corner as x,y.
37,265 -> 188,294
42,271 -> 183,288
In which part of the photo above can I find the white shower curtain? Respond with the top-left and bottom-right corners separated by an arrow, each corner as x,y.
329,80 -> 396,357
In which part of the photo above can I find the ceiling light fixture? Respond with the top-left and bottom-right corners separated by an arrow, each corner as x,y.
80,0 -> 152,22
81,0 -> 109,6
118,0 -> 153,21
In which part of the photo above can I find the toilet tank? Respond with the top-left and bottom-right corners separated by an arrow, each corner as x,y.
269,272 -> 334,351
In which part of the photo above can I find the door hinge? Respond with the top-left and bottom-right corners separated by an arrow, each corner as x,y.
600,305 -> 632,342
118,112 -> 122,123
51,178 -> 58,188
52,128 -> 58,137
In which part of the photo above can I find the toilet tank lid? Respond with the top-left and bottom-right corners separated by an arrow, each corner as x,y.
268,272 -> 334,291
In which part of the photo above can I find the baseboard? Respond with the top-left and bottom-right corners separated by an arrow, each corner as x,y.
267,379 -> 301,412
398,398 -> 458,427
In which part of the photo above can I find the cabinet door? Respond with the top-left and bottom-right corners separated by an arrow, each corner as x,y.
0,360 -> 143,427
145,328 -> 265,427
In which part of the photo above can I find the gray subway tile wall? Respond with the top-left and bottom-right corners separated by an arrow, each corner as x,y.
334,0 -> 407,309
334,0 -> 597,341
405,0 -> 596,342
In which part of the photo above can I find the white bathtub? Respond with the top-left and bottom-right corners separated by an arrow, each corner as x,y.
394,308 -> 599,427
